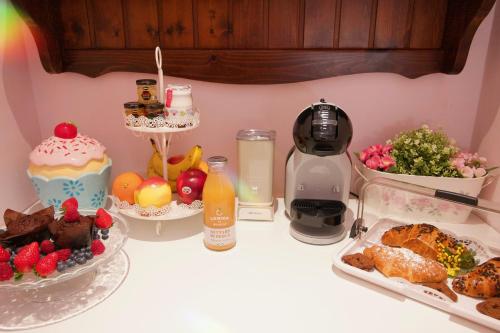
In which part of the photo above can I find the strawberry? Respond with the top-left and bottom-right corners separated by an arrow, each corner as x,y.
0,262 -> 13,281
35,253 -> 58,277
90,240 -> 105,256
0,246 -> 10,262
54,122 -> 77,139
55,249 -> 71,262
61,197 -> 79,222
14,242 -> 40,273
95,208 -> 112,229
40,240 -> 55,254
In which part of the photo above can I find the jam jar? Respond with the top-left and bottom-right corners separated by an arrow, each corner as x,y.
144,103 -> 164,120
124,102 -> 145,126
136,79 -> 158,104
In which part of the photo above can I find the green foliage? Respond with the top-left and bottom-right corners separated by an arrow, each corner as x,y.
389,125 -> 460,177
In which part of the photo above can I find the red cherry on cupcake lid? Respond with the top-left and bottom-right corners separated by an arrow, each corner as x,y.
54,122 -> 78,139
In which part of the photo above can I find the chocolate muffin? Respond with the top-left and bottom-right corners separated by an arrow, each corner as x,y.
49,215 -> 94,249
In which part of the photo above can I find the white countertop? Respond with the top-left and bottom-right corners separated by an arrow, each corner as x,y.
17,199 -> 500,332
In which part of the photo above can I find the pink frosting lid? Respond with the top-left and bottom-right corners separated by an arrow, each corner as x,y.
29,134 -> 106,167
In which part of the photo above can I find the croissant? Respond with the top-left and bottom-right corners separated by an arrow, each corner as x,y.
452,258 -> 500,298
381,223 -> 460,261
363,245 -> 448,283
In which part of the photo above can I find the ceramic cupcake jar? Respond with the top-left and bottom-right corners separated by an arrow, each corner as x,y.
27,122 -> 112,209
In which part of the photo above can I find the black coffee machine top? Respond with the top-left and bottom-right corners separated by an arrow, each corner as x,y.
293,99 -> 353,157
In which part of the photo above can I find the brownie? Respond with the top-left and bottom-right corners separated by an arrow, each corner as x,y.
49,215 -> 94,249
0,207 -> 54,247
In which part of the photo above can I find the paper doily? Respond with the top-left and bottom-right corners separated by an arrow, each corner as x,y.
0,250 -> 130,331
124,108 -> 199,129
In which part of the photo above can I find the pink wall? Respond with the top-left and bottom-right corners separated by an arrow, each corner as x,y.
0,2 -> 40,218
471,5 -> 500,232
7,3 -> 496,198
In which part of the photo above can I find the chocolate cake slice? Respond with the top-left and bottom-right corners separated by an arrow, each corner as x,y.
0,206 -> 54,247
49,215 -> 94,249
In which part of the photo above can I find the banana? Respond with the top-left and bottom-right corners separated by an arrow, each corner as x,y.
147,141 -> 203,190
147,139 -> 163,178
167,145 -> 203,181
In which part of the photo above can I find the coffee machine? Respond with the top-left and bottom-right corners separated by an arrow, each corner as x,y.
285,99 -> 353,245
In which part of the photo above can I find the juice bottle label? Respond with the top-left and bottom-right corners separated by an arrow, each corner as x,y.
204,206 -> 235,249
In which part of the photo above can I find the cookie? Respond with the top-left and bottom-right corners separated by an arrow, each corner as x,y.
342,253 -> 374,271
476,297 -> 500,320
421,282 -> 458,302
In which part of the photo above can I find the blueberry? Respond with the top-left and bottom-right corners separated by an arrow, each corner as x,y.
101,234 -> 109,240
76,257 -> 87,265
93,234 -> 100,240
85,246 -> 91,252
101,229 -> 109,235
66,259 -> 76,267
84,252 -> 94,260
57,262 -> 66,272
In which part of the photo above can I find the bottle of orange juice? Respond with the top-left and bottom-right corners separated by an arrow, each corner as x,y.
202,156 -> 236,251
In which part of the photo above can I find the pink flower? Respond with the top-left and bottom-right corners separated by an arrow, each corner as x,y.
374,144 -> 383,153
474,167 -> 486,178
452,158 -> 465,169
380,155 -> 395,170
461,166 -> 474,178
365,145 -> 378,155
359,150 -> 370,162
366,155 -> 381,170
382,144 -> 393,155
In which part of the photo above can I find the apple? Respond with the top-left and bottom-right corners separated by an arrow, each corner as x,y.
167,155 -> 184,165
134,176 -> 172,208
176,169 -> 207,204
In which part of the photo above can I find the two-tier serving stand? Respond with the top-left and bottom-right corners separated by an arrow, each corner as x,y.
112,47 -> 203,227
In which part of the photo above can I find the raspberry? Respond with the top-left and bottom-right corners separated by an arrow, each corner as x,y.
0,262 -> 13,281
95,208 -> 113,229
14,242 -> 40,273
0,246 -> 10,262
55,249 -> 71,262
35,253 -> 58,277
40,240 -> 55,254
90,240 -> 105,256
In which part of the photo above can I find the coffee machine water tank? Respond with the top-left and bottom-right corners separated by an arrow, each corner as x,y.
284,99 -> 353,245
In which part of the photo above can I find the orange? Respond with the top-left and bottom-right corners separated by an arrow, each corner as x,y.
112,172 -> 144,204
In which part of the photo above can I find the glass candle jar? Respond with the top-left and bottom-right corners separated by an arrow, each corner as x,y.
165,84 -> 193,110
144,103 -> 164,119
236,129 -> 276,206
124,102 -> 144,126
136,79 -> 157,104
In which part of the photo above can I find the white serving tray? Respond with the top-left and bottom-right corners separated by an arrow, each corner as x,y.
333,218 -> 499,332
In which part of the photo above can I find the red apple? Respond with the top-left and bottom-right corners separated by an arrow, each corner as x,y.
54,122 -> 77,139
176,169 -> 207,204
168,155 -> 184,165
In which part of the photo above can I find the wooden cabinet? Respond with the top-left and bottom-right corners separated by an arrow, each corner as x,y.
12,0 -> 496,83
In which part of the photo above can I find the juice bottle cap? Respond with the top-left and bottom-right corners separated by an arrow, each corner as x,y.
207,156 -> 228,167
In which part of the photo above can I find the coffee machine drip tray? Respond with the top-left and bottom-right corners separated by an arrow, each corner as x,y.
289,199 -> 347,245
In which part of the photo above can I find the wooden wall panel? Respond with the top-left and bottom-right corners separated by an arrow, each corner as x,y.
161,0 -> 194,48
230,0 -> 268,48
123,0 -> 159,48
374,0 -> 412,48
88,0 -> 125,48
268,0 -> 302,48
304,0 -> 336,48
60,0 -> 91,49
338,0 -> 373,48
196,0 -> 229,49
410,0 -> 447,49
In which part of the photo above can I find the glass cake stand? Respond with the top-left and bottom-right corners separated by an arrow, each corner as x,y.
0,203 -> 129,303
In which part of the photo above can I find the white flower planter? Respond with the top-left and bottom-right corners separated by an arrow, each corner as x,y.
354,157 -> 491,224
